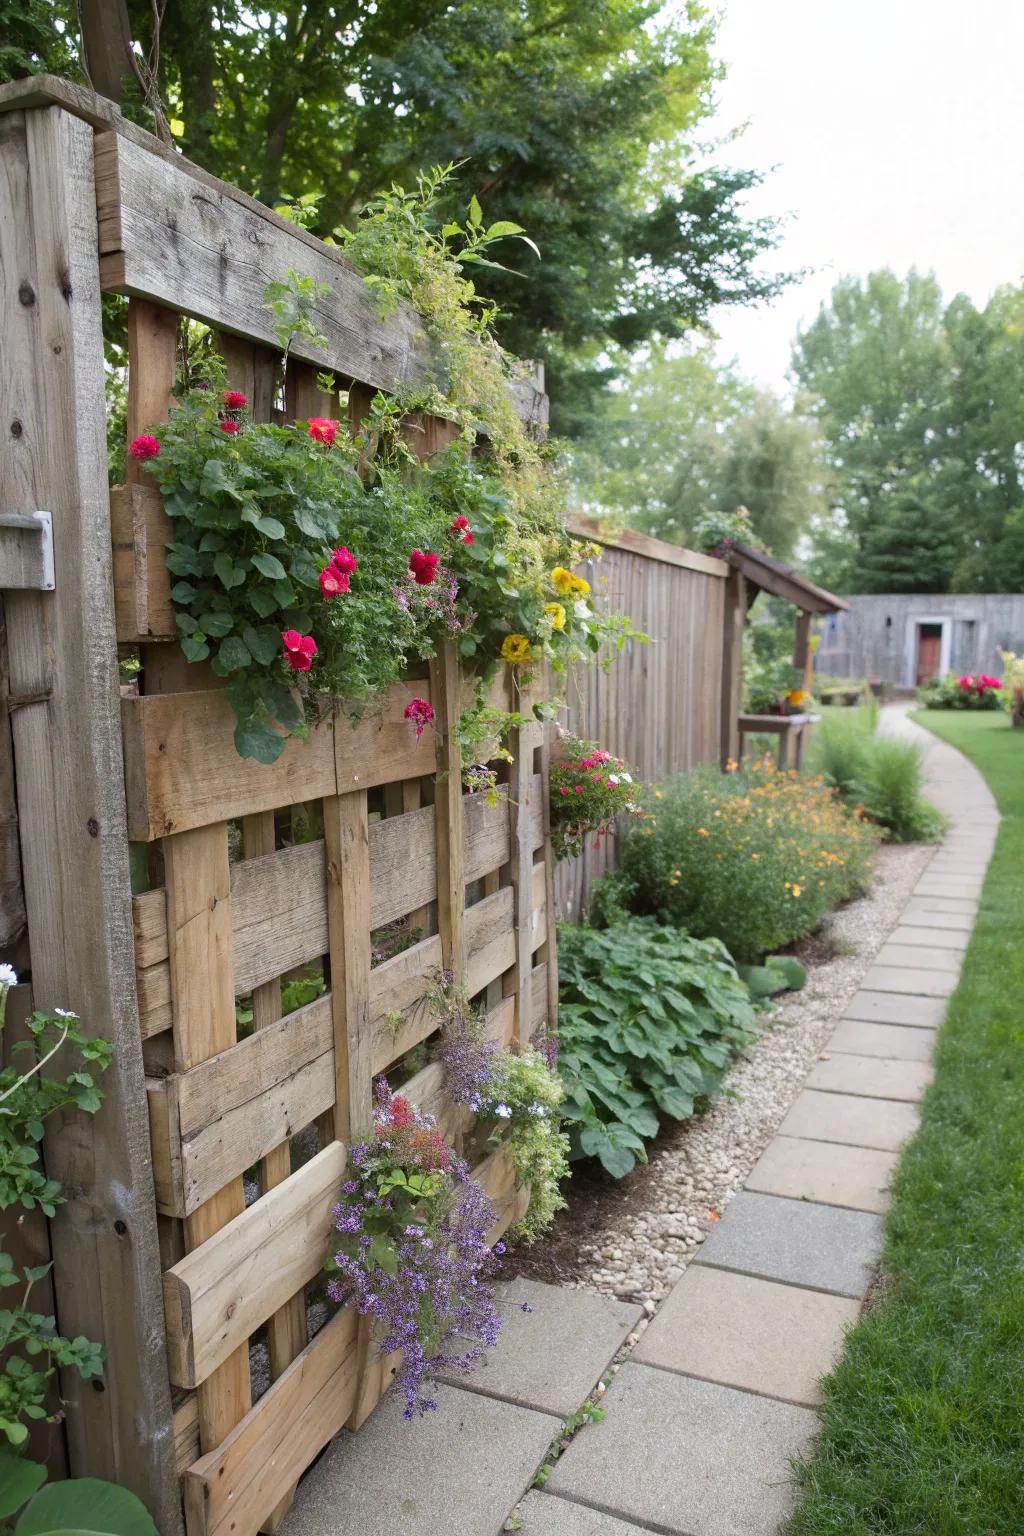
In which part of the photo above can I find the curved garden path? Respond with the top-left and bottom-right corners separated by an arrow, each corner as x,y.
281,707 -> 997,1536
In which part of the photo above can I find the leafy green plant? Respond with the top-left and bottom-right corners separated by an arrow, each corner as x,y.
556,918 -> 757,1176
809,709 -> 943,843
477,1047 -> 570,1243
549,735 -> 644,860
918,672 -> 1003,711
738,954 -> 807,1000
615,758 -> 877,963
0,1444 -> 157,1536
0,972 -> 110,1450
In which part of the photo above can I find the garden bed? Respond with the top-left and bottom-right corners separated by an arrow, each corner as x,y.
508,839 -> 933,1304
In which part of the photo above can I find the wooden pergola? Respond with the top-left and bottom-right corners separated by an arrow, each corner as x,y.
720,543 -> 848,769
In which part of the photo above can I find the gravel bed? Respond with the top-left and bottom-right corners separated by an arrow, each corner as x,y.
507,840 -> 936,1308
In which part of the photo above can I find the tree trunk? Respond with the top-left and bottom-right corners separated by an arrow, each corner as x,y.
79,0 -> 136,104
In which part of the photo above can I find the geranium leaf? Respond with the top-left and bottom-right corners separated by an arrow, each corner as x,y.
251,552 -> 287,581
233,717 -> 285,764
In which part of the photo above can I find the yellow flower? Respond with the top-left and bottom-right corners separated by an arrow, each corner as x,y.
697,827 -> 710,838
544,601 -> 567,631
551,566 -> 575,595
570,574 -> 590,595
668,878 -> 679,887
725,757 -> 739,773
791,884 -> 803,898
501,633 -> 534,665
787,688 -> 812,708
654,789 -> 664,799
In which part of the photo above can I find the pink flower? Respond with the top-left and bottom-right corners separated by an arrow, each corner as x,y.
220,420 -> 241,435
331,545 -> 358,575
282,629 -> 317,672
128,434 -> 160,460
979,674 -> 1001,690
573,785 -> 585,794
222,390 -> 248,409
559,786 -> 570,796
308,417 -> 338,446
462,531 -> 475,546
450,515 -> 474,545
957,675 -> 973,690
319,567 -> 350,599
409,549 -> 439,586
404,697 -> 435,738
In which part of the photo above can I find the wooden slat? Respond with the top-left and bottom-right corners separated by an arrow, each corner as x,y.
720,567 -> 745,768
323,792 -> 373,1142
163,1143 -> 346,1390
182,1305 -> 360,1536
95,131 -> 433,394
164,824 -> 252,1448
505,717 -> 542,1041
569,516 -> 729,578
123,683 -> 440,840
111,482 -> 176,641
0,105 -> 178,1522
430,643 -> 465,978
241,810 -> 308,1392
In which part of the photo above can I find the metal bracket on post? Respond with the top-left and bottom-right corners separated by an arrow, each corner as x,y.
0,512 -> 55,591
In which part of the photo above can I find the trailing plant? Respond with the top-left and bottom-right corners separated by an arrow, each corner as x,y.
614,758 -> 879,963
556,918 -> 757,1177
0,970 -> 109,1449
549,735 -> 644,860
693,505 -> 756,556
432,974 -> 569,1242
327,1078 -> 501,1418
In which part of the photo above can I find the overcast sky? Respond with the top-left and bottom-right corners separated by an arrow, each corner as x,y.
704,0 -> 1024,391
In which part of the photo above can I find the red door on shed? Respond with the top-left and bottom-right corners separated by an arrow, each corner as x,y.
916,623 -> 942,684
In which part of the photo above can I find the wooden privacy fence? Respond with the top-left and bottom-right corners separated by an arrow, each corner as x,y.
557,522 -> 729,922
0,79 -> 556,1536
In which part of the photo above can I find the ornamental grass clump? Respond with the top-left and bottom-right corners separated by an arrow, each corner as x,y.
617,757 -> 878,963
327,1079 -> 501,1418
549,735 -> 644,860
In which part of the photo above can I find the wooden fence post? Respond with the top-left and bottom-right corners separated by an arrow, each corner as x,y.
720,567 -> 746,768
0,105 -> 179,1527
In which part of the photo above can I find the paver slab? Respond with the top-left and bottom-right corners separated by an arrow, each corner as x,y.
693,1191 -> 882,1297
889,924 -> 968,950
914,878 -> 983,896
901,894 -> 978,915
875,942 -> 962,972
516,1491 -> 653,1535
807,1052 -> 933,1102
280,1383 -> 556,1536
548,1364 -> 817,1536
745,1133 -> 899,1213
829,1018 -> 936,1062
778,1088 -> 921,1152
633,1265 -> 859,1405
844,991 -> 947,1027
433,1279 -> 641,1415
898,906 -> 974,932
861,965 -> 955,998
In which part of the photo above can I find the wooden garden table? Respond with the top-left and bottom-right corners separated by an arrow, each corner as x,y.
737,712 -> 821,771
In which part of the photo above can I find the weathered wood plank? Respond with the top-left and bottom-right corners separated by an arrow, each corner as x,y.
505,717 -> 542,1041
323,792 -> 373,1144
95,131 -> 433,395
0,105 -> 179,1525
720,567 -> 746,768
182,1305 -> 359,1536
430,643 -> 465,978
110,482 -> 175,642
163,1143 -> 347,1390
569,516 -> 729,578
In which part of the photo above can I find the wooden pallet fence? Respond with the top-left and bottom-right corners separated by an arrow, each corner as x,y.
0,77 -> 556,1536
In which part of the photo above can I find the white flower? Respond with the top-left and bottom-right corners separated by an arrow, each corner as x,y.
54,1006 -> 78,1019
528,1103 -> 548,1117
573,600 -> 591,619
620,772 -> 632,783
0,964 -> 17,989
607,774 -> 619,785
495,1103 -> 512,1119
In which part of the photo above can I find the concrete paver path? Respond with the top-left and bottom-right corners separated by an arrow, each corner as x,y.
283,707 -> 996,1536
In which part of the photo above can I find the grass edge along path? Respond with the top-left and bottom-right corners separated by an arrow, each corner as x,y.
788,710 -> 1024,1536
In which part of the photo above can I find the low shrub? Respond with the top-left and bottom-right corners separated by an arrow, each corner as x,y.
919,672 -> 1002,710
613,758 -> 878,962
556,917 -> 757,1177
809,709 -> 944,843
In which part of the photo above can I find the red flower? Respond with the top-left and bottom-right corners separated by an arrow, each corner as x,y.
220,420 -> 241,435
222,390 -> 248,409
389,1095 -> 414,1129
404,697 -> 435,737
128,434 -> 160,460
409,549 -> 439,586
559,786 -> 570,796
319,567 -> 350,599
331,545 -> 358,575
308,417 -> 338,446
462,531 -> 475,546
282,629 -> 317,672
450,515 -> 474,545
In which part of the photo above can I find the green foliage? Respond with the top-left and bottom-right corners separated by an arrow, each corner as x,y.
615,758 -> 878,962
791,710 -> 1024,1536
0,1446 -> 158,1536
556,918 -> 757,1177
0,983 -> 108,1447
549,737 -> 643,861
809,711 -> 945,843
262,268 -> 330,363
918,673 -> 1003,711
737,954 -> 807,999
796,271 -> 1024,595
483,1048 -> 570,1244
742,596 -> 801,714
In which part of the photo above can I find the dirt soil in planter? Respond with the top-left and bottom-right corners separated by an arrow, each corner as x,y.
505,840 -> 934,1307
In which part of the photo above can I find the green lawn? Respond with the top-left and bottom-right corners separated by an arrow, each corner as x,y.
789,709 -> 1024,1536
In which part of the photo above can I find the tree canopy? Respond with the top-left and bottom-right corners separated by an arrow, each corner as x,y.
8,0 -> 791,434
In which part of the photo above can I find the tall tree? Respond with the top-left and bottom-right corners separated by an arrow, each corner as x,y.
8,1 -> 790,433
